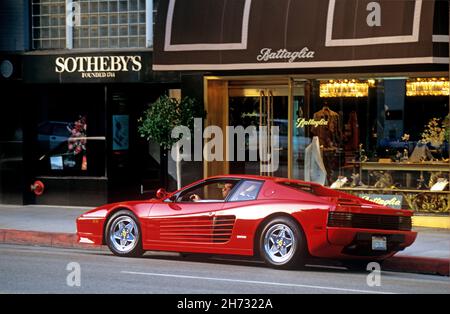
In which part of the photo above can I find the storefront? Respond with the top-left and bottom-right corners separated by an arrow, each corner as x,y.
0,54 -> 24,205
153,0 -> 450,215
11,50 -> 178,206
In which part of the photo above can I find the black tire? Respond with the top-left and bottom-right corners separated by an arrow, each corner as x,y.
105,210 -> 144,257
258,216 -> 306,269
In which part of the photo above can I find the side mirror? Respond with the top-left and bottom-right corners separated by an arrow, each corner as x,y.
156,188 -> 168,200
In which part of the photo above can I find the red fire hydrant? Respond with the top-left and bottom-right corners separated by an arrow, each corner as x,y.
30,180 -> 45,196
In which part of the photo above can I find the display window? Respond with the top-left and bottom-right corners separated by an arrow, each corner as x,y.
33,85 -> 106,177
0,83 -> 24,204
293,78 -> 449,214
207,76 -> 449,214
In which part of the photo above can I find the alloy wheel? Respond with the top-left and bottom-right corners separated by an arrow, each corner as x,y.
109,216 -> 139,254
263,223 -> 296,264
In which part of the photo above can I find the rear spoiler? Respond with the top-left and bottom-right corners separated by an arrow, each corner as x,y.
309,184 -> 380,207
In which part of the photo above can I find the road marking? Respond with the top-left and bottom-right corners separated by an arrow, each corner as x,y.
121,270 -> 395,294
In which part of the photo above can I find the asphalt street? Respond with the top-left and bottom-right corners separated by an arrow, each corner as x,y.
0,244 -> 449,294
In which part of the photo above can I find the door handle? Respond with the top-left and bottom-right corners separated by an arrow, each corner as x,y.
169,204 -> 182,211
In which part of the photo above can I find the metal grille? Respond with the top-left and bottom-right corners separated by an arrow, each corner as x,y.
32,0 -> 66,49
328,212 -> 412,231
158,215 -> 236,244
74,0 -> 147,49
32,0 -> 158,50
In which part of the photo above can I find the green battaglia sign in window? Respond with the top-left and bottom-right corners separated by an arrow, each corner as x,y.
359,194 -> 403,209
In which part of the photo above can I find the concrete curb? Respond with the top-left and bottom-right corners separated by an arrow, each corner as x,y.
0,229 -> 100,250
0,229 -> 448,276
413,216 -> 450,229
383,256 -> 450,276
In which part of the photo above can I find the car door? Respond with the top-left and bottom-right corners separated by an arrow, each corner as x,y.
144,179 -> 240,252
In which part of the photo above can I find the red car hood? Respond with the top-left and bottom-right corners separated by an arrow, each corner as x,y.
78,199 -> 163,219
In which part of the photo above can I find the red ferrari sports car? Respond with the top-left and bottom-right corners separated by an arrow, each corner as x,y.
77,175 -> 417,269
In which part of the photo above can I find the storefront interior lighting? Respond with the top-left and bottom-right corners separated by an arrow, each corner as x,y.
320,80 -> 369,98
367,79 -> 376,87
406,78 -> 449,96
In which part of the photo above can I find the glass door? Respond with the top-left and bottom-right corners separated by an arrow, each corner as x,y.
291,80 -> 310,181
228,83 -> 294,177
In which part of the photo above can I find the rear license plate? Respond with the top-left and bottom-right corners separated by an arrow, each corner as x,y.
372,236 -> 387,251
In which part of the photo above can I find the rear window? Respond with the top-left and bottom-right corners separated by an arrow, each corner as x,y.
228,180 -> 263,202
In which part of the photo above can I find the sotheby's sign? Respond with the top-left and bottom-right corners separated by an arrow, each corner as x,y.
54,55 -> 143,79
24,52 -> 151,83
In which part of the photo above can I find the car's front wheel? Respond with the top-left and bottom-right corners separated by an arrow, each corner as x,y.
106,210 -> 144,257
259,217 -> 306,269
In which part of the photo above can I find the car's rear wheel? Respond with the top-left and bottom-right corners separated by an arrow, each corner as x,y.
106,210 -> 144,257
259,217 -> 306,269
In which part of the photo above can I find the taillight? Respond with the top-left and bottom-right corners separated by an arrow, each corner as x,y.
327,212 -> 352,228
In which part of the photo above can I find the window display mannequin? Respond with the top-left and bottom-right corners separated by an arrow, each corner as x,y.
311,102 -> 342,184
311,102 -> 341,149
304,136 -> 327,185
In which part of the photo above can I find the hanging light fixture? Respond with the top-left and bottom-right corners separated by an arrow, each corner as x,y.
406,78 -> 449,96
320,80 -> 369,98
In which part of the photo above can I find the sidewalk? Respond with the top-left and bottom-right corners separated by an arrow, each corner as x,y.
0,205 -> 449,275
0,205 -> 86,233
0,204 -> 91,249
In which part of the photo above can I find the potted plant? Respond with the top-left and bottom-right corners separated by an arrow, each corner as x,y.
138,95 -> 205,190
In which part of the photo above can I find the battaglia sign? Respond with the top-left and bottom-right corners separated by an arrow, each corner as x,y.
256,48 -> 315,63
296,118 -> 328,128
359,194 -> 403,209
154,0 -> 439,71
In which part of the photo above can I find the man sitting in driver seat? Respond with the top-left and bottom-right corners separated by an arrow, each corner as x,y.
190,183 -> 234,202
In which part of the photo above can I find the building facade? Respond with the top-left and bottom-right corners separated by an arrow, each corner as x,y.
0,0 -> 181,206
153,0 -> 450,217
1,0 -> 449,218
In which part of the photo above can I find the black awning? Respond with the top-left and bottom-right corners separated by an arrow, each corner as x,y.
154,0 -> 445,71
